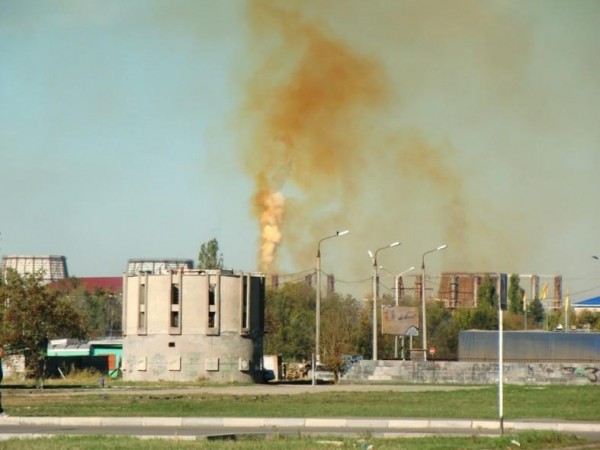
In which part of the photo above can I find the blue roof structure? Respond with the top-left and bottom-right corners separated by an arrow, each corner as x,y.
574,296 -> 600,307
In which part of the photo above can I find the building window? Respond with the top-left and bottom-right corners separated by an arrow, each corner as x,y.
138,282 -> 147,335
208,284 -> 215,306
207,282 -> 218,335
171,284 -> 180,305
241,275 -> 250,334
170,282 -> 181,335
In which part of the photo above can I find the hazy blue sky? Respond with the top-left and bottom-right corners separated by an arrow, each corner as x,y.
1,1 -> 599,303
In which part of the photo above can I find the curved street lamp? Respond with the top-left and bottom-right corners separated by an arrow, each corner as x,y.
395,266 -> 416,305
393,266 -> 415,359
369,241 -> 401,361
421,244 -> 447,361
314,229 -> 349,385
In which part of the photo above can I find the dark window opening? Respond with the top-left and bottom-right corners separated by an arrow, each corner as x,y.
140,284 -> 146,305
209,284 -> 216,306
242,277 -> 249,329
171,284 -> 180,305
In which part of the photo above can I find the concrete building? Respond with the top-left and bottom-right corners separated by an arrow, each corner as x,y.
121,269 -> 265,383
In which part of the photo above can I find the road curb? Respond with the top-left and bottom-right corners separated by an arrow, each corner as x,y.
2,416 -> 599,434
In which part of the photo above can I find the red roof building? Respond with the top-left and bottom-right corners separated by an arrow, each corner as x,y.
51,277 -> 122,294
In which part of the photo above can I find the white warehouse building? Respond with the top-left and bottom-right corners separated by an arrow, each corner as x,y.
122,269 -> 266,383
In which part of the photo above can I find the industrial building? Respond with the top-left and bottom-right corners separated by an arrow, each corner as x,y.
126,258 -> 193,275
434,272 -> 564,310
459,330 -> 600,362
121,268 -> 265,382
1,255 -> 69,283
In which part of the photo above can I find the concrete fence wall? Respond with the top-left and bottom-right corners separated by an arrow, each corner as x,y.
341,360 -> 600,385
1,355 -> 26,378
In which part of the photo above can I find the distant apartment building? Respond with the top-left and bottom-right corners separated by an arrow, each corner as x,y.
121,269 -> 265,382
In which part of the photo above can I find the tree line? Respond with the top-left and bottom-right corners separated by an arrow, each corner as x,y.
2,236 -> 599,383
0,269 -> 121,383
264,273 -> 599,371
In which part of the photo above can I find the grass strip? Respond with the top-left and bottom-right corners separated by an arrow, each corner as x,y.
3,384 -> 600,421
0,431 -> 589,450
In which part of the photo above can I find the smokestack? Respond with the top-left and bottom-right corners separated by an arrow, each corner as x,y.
305,274 -> 312,286
327,274 -> 335,296
531,275 -> 539,299
554,275 -> 562,309
270,274 -> 279,290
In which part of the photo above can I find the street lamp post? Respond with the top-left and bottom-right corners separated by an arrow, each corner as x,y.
369,241 -> 401,361
394,266 -> 415,359
395,267 -> 416,306
421,244 -> 447,361
314,229 -> 349,384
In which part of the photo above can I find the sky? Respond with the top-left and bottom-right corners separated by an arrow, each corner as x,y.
1,0 -> 599,303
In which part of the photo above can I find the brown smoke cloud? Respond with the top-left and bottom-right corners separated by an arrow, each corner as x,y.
239,0 -> 530,287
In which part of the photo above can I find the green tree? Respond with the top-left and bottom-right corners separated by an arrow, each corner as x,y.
427,300 -> 453,358
320,293 -> 363,380
508,274 -> 525,314
470,276 -> 498,330
477,276 -> 498,309
197,238 -> 224,269
263,282 -> 314,361
354,300 -> 373,359
528,297 -> 545,328
57,280 -> 122,339
446,308 -> 474,358
0,269 -> 86,386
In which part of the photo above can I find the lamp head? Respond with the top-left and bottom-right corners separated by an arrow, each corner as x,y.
337,230 -> 350,236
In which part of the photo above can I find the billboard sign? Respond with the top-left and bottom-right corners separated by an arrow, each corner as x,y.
381,306 -> 419,335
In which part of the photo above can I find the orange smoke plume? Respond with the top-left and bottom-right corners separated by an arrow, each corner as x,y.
254,186 -> 285,272
238,0 -> 560,284
242,1 -> 388,272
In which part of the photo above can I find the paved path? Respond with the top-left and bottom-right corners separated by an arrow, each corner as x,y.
1,416 -> 599,442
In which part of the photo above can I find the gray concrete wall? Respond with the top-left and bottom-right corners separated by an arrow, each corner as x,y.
122,333 -> 258,382
341,360 -> 600,385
